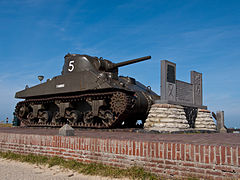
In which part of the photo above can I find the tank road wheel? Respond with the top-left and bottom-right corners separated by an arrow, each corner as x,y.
38,111 -> 52,124
26,112 -> 38,124
52,111 -> 62,124
83,111 -> 94,125
66,110 -> 81,125
100,110 -> 114,127
110,92 -> 128,115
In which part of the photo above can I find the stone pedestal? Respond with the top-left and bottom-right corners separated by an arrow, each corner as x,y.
145,104 -> 217,133
216,111 -> 227,133
194,109 -> 216,131
144,104 -> 190,132
59,124 -> 75,136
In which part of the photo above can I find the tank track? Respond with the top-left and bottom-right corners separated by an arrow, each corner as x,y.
15,90 -> 135,129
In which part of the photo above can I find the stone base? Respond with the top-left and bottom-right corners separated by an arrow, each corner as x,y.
144,104 -> 216,133
195,109 -> 216,131
144,104 -> 190,132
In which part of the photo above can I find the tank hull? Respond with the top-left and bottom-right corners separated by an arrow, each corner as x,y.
15,54 -> 159,128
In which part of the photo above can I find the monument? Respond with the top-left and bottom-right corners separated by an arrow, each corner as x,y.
145,60 -> 216,132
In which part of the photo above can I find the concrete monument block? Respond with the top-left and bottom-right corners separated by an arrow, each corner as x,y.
59,124 -> 75,136
161,60 -> 176,102
216,111 -> 227,133
191,71 -> 203,106
157,60 -> 206,109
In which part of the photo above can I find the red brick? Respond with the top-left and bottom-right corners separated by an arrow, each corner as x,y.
125,141 -> 128,155
206,170 -> 223,176
165,160 -> 176,165
144,142 -> 147,157
155,142 -> 159,158
221,146 -> 226,164
186,144 -> 190,153
181,171 -> 198,178
172,143 -> 176,160
232,147 -> 237,165
115,141 -> 118,154
181,144 -> 185,160
216,155 -> 220,165
195,145 -> 199,153
78,138 -> 81,150
182,162 -> 194,167
216,146 -> 220,156
227,146 -> 231,156
164,143 -> 167,159
224,172 -> 235,177
227,156 -> 231,164
186,152 -> 190,161
168,143 -> 171,151
205,145 -> 209,154
188,167 -> 205,174
190,144 -> 194,162
168,152 -> 172,160
205,155 -> 209,164
215,166 -> 236,173
195,154 -> 199,162
147,142 -> 151,157
210,146 -> 215,164
177,152 -> 181,160
132,141 -> 136,156
177,143 -> 180,151
197,163 -> 213,169
151,159 -> 164,164
95,138 -> 98,152
128,141 -> 131,155
238,147 -> 240,157
200,145 -> 204,163
151,142 -> 155,158
140,142 -> 143,156
122,141 -> 126,155
159,150 -> 163,159
145,162 -> 157,168
136,142 -> 139,156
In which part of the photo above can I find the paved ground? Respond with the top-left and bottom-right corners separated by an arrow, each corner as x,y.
0,158 -> 127,180
0,127 -> 240,146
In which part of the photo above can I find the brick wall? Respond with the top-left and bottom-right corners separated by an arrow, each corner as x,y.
0,133 -> 239,179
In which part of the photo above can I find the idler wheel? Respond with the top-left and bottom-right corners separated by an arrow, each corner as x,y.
17,105 -> 29,118
27,112 -> 35,122
110,92 -> 127,115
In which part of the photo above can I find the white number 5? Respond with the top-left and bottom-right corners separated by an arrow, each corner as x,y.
68,60 -> 75,72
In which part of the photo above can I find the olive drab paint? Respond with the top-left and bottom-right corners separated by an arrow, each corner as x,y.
15,54 -> 159,128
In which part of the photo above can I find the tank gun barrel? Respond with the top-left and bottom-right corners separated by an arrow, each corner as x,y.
107,56 -> 151,70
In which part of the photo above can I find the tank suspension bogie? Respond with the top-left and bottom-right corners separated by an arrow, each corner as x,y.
38,111 -> 52,124
15,91 -> 139,128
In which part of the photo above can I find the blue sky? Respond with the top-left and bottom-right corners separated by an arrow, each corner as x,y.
0,0 -> 239,127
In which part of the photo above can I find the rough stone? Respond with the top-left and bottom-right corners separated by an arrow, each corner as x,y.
144,104 -> 190,132
194,109 -> 216,131
59,124 -> 75,136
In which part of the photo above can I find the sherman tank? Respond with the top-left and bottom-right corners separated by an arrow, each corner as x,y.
15,54 -> 159,128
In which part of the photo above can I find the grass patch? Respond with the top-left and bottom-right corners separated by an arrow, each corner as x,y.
0,151 -> 160,179
0,123 -> 12,127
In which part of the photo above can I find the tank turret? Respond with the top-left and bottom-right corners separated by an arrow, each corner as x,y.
102,55 -> 151,71
62,54 -> 151,74
15,54 -> 159,129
